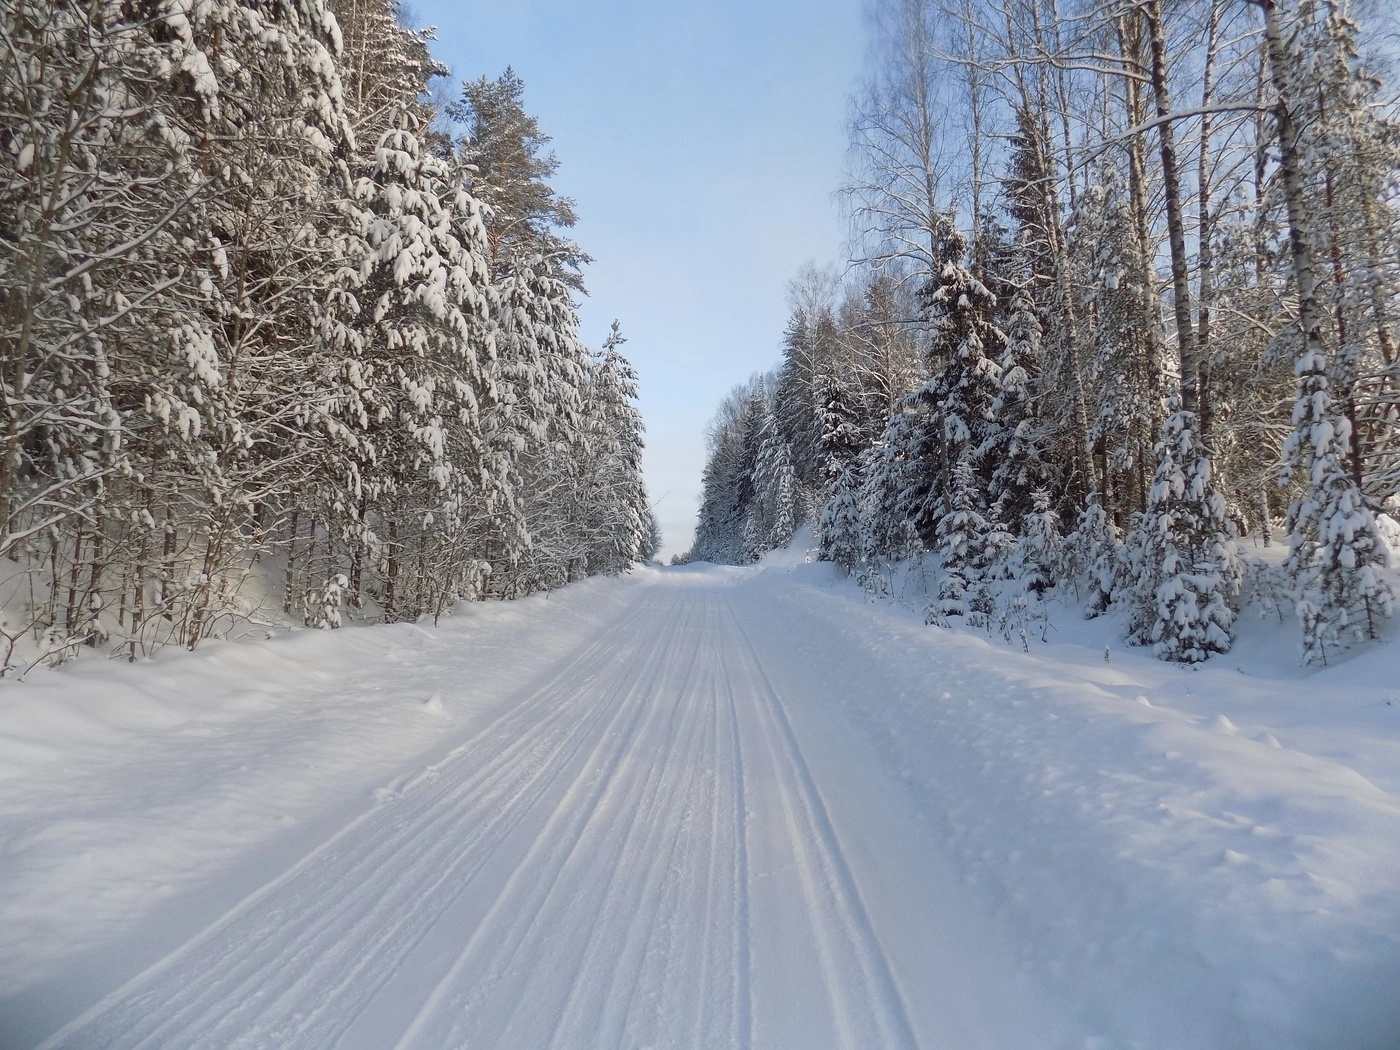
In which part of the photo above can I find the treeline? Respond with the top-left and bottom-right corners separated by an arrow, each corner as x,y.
1,0 -> 656,669
688,0 -> 1398,664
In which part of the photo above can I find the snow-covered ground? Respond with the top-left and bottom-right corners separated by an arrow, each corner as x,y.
1,551 -> 1398,1048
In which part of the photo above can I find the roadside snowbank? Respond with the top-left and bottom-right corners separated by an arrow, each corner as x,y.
0,576 -> 646,1041
735,552 -> 1400,1049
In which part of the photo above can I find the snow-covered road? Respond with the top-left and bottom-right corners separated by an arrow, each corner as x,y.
6,559 -> 1400,1049
22,575 -> 1059,1050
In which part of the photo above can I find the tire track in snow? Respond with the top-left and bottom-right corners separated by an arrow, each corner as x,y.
625,592 -> 746,1050
385,587 -> 710,1048
723,596 -> 920,1050
35,578 -> 917,1050
720,610 -> 753,1050
546,601 -> 718,1048
399,589 -> 747,1049
36,595 -> 679,1050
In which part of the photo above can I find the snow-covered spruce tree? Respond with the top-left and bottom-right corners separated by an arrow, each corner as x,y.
1205,209 -> 1295,544
1006,490 -> 1064,597
691,382 -> 764,565
818,369 -> 865,492
1126,407 -> 1241,663
928,455 -> 998,625
818,454 -> 866,571
331,0 -> 439,142
983,283 -> 1054,532
640,504 -> 663,563
449,66 -> 650,593
859,406 -> 928,565
1066,492 -> 1122,619
1280,330 -> 1394,662
577,322 -> 651,576
1255,0 -> 1394,662
484,255 -> 589,595
691,372 -> 815,565
181,0 -> 361,646
750,408 -> 800,555
1,0 -> 358,652
996,104 -> 1092,515
1303,0 -> 1400,509
906,246 -> 1006,549
774,280 -> 843,499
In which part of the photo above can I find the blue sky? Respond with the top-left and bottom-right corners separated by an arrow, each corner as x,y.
410,1 -> 865,559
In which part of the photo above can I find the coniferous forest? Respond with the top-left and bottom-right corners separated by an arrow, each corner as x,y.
687,0 -> 1399,665
0,0 -> 657,670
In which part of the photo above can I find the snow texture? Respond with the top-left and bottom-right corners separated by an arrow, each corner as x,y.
1,555 -> 1398,1049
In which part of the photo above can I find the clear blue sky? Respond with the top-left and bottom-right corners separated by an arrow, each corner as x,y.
410,1 -> 865,559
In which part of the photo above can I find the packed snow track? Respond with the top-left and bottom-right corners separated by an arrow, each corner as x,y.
25,574 -> 1055,1050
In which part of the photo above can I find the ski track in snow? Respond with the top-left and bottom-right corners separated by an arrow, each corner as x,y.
30,577 -> 1036,1050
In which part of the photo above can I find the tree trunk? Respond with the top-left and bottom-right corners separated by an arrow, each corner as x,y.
1256,0 -> 1327,387
1143,0 -> 1197,411
1195,0 -> 1222,442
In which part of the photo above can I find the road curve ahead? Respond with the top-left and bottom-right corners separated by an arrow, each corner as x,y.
39,573 -> 1061,1050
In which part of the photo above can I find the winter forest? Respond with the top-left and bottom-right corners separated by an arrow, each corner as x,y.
687,0 -> 1400,665
0,0 -> 657,672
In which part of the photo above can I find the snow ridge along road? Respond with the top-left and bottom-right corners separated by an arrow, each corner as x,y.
26,574 -> 1058,1050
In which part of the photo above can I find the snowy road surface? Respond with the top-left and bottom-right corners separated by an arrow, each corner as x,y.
6,560 -> 1400,1049
15,575 -> 1061,1049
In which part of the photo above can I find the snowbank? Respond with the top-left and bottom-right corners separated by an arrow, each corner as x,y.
0,574 -> 649,1042
732,541 -> 1400,1048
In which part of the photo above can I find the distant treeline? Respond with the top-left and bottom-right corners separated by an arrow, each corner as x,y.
687,0 -> 1398,665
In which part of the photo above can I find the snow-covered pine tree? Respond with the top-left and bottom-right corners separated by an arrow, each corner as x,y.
322,105 -> 494,621
451,67 -> 589,288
